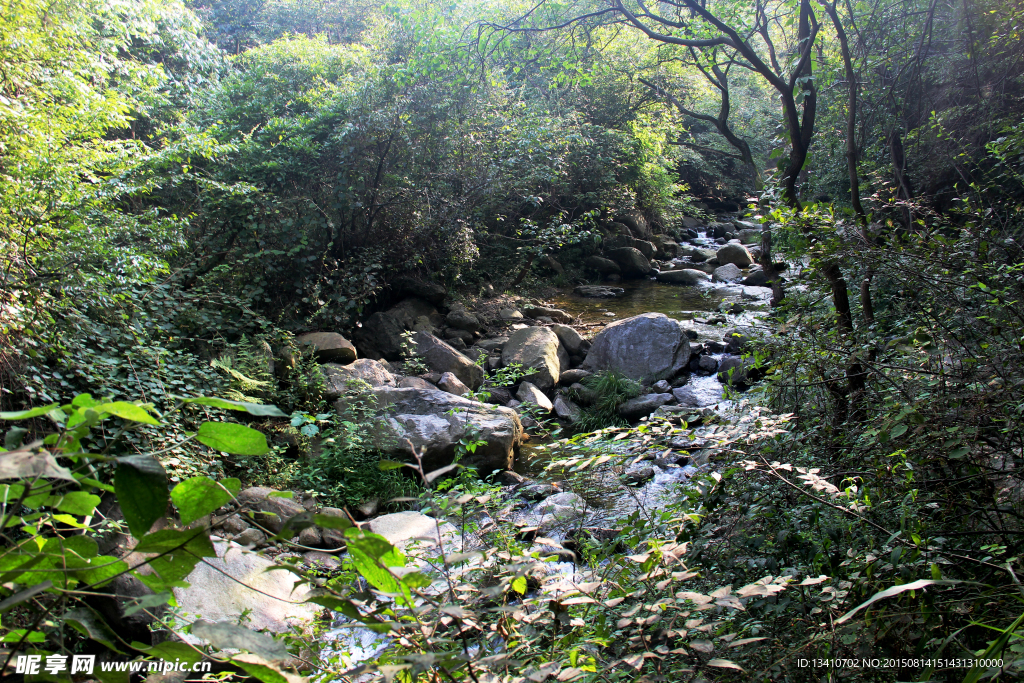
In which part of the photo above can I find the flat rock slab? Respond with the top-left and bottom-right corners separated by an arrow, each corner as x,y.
175,541 -> 319,633
574,285 -> 624,298
295,332 -> 357,364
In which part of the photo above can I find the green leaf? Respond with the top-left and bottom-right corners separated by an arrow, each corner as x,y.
115,456 -> 168,537
96,402 -> 160,426
512,575 -> 527,595
0,404 -> 59,420
53,491 -> 101,516
171,476 -> 241,525
181,397 -> 287,417
231,654 -> 295,683
65,606 -> 123,652
378,460 -> 408,471
131,639 -> 202,666
135,528 -> 216,557
889,424 -> 908,438
197,422 -> 269,455
313,513 -> 352,530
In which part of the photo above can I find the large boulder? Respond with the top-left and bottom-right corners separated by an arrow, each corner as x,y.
585,255 -> 621,275
655,269 -> 711,285
737,228 -> 761,244
501,327 -> 565,390
574,285 -> 624,298
632,240 -> 656,260
717,355 -> 760,385
386,298 -> 444,331
616,210 -> 652,239
516,381 -> 553,412
295,332 -> 357,364
446,308 -> 482,333
354,312 -> 407,361
550,324 -> 584,355
618,393 -> 674,420
175,541 -> 320,633
605,247 -> 652,278
393,275 -> 446,306
413,332 -> 484,390
368,387 -> 523,472
716,243 -> 754,267
323,359 -> 396,398
582,313 -> 692,381
522,305 -> 572,324
712,264 -> 744,283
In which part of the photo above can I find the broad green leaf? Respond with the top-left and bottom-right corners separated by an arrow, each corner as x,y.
135,528 -> 216,557
231,654 -> 301,683
378,460 -> 408,471
115,456 -> 168,537
0,404 -> 59,420
65,606 -> 123,652
197,422 -> 269,456
171,476 -> 241,525
0,629 -> 45,643
53,491 -> 101,516
889,424 -> 908,438
96,402 -> 160,426
181,397 -> 287,417
122,593 -> 173,618
512,575 -> 527,594
313,513 -> 352,530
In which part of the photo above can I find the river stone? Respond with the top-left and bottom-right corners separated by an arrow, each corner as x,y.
618,393 -> 674,420
655,269 -> 711,285
446,309 -> 482,333
716,243 -> 754,267
558,368 -> 591,385
355,312 -> 407,361
553,395 -> 581,422
623,467 -> 655,486
742,270 -> 772,287
574,285 -> 624,298
718,355 -> 759,385
550,324 -> 584,354
477,338 -> 508,352
413,332 -> 484,390
399,376 -> 436,390
393,275 -> 446,306
712,264 -> 744,283
174,541 -> 319,633
585,255 -> 621,275
437,372 -> 470,396
517,381 -> 553,412
368,387 -> 523,472
323,359 -> 396,398
737,228 -> 761,244
499,308 -> 523,321
295,332 -> 357,364
605,247 -> 652,277
522,305 -> 572,324
697,355 -> 719,373
534,492 -> 587,522
681,216 -> 702,229
632,240 -> 656,259
368,511 -> 456,549
723,328 -> 751,354
582,313 -> 692,381
386,298 -> 443,330
616,210 -> 651,238
502,327 -> 565,390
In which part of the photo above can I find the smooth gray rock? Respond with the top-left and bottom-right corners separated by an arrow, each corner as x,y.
446,309 -> 482,333
656,269 -> 711,285
716,243 -> 754,267
697,355 -> 719,373
366,387 -> 523,472
632,240 -> 656,259
553,395 -> 581,422
717,355 -> 759,385
413,332 -> 484,390
585,255 -> 621,275
386,298 -> 443,330
398,376 -> 436,390
517,381 -> 553,412
499,308 -> 523,321
623,467 -> 655,486
550,324 -> 584,355
523,305 -> 572,324
354,311 -> 407,361
723,328 -> 752,354
582,313 -> 692,381
295,332 -> 357,364
574,285 -> 624,298
558,368 -> 592,385
437,372 -> 470,396
502,327 -> 565,390
618,393 -> 674,420
605,247 -> 652,277
712,263 -> 744,283
323,359 -> 396,398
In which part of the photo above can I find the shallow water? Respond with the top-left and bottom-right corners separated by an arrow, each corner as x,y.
546,278 -> 723,326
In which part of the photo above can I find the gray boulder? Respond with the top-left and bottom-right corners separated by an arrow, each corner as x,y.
655,269 -> 711,285
502,327 -> 565,390
618,393 -> 674,420
368,387 -> 523,472
723,328 -> 752,354
574,285 -> 624,298
550,324 -> 584,355
716,243 -> 754,267
295,332 -> 357,364
582,313 -> 692,381
632,240 -> 656,259
413,332 -> 484,390
517,381 -> 553,412
585,255 -> 621,275
737,228 -> 761,244
523,305 -> 572,324
446,308 -> 482,333
606,247 -> 652,277
717,355 -> 759,385
499,308 -> 523,321
742,270 -> 772,287
355,312 -> 407,361
712,264 -> 744,283
558,368 -> 592,385
386,298 -> 443,331
393,275 -> 446,306
399,376 -> 436,390
553,395 -> 581,422
323,359 -> 396,398
437,372 -> 470,396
